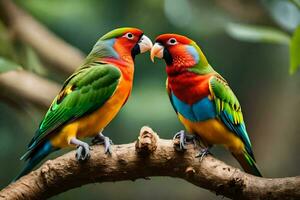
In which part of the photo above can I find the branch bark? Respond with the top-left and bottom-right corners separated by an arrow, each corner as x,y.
0,69 -> 60,109
0,0 -> 84,74
0,126 -> 299,200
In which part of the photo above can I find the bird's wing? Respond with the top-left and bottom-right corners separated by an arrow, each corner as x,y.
28,63 -> 121,149
209,75 -> 254,159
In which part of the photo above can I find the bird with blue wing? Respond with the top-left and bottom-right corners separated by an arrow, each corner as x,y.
151,34 -> 262,177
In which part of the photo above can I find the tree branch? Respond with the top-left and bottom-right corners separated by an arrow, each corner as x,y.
0,0 -> 83,109
0,126 -> 299,200
0,0 -> 84,74
0,69 -> 60,109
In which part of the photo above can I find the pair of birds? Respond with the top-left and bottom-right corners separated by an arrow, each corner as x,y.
15,27 -> 262,181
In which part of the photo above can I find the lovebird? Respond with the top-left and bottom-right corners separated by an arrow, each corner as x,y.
15,27 -> 153,180
151,34 -> 262,177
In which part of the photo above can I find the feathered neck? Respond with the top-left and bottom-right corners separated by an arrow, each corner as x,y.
166,43 -> 215,77
83,39 -> 135,82
166,61 -> 215,78
80,39 -> 134,68
84,39 -> 119,64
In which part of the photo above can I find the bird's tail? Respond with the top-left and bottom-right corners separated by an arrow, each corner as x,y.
13,141 -> 55,182
232,150 -> 262,177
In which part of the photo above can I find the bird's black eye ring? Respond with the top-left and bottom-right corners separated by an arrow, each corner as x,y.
124,32 -> 134,40
168,38 -> 177,45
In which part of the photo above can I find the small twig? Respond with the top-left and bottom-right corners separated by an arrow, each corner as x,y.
135,126 -> 159,154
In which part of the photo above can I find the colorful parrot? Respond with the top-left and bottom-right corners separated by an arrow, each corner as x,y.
15,27 -> 153,180
151,34 -> 262,177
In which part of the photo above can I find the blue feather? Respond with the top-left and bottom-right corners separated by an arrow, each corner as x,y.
219,111 -> 254,159
14,140 -> 56,181
171,93 -> 216,122
186,46 -> 200,63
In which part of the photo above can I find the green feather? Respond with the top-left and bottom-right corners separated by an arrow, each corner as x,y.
187,42 -> 215,75
28,64 -> 121,149
209,75 -> 252,149
100,27 -> 133,40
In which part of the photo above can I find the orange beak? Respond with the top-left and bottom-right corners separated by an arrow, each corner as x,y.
150,43 -> 164,62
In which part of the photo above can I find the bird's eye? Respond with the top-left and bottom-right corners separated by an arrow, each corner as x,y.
124,32 -> 134,40
167,38 -> 177,45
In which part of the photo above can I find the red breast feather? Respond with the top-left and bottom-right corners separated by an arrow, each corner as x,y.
168,71 -> 213,105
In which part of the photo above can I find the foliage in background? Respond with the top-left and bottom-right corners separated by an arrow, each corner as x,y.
0,21 -> 19,73
0,20 -> 47,75
0,57 -> 21,73
226,0 -> 300,74
290,26 -> 300,74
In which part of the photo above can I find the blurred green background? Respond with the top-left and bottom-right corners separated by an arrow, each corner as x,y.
0,0 -> 299,199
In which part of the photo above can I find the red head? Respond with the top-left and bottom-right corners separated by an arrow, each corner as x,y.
151,34 -> 212,104
151,34 -> 208,73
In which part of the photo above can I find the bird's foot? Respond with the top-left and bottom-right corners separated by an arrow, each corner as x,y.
195,147 -> 210,161
92,133 -> 113,154
173,130 -> 196,151
70,138 -> 91,161
76,144 -> 91,161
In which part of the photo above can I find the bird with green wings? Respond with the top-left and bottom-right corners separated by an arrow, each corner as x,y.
151,33 -> 262,176
15,27 -> 153,180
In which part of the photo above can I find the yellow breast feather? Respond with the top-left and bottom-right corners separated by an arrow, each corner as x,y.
50,77 -> 131,148
178,113 -> 244,153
